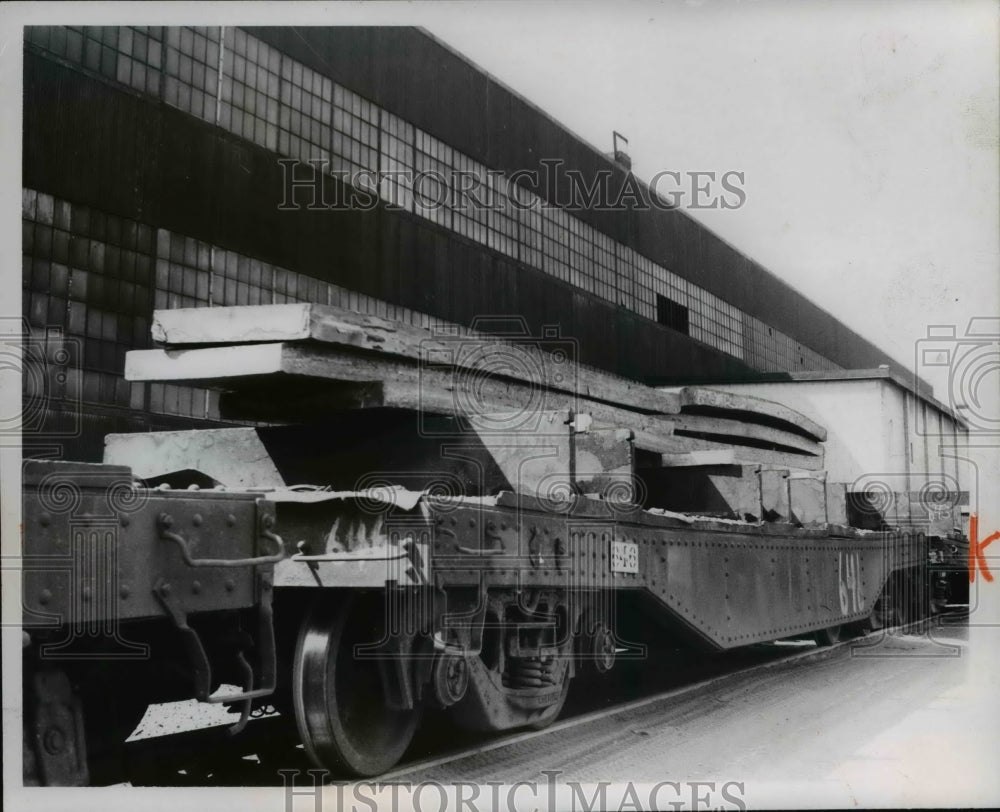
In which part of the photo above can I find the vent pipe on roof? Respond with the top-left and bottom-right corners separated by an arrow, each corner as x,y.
609,131 -> 632,171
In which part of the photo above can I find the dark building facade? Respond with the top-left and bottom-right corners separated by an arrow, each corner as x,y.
23,26 -> 916,461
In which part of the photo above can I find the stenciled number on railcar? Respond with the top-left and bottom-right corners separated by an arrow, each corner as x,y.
610,540 -> 639,574
838,550 -> 863,615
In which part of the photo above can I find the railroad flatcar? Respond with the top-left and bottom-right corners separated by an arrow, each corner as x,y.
21,304 -> 966,785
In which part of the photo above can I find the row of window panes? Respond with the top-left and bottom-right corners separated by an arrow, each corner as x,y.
146,382 -> 219,419
23,189 -> 431,416
488,179 -> 519,259
22,192 -> 209,416
28,26 -> 122,82
25,187 -> 488,332
22,278 -> 147,351
745,315 -> 840,372
279,59 -> 333,165
26,25 -> 215,123
23,192 -> 156,349
25,187 -> 841,432
220,30 -> 282,149
163,27 -> 220,122
414,145 -> 453,227
593,232 -> 617,304
452,154 -> 491,246
117,26 -> 162,96
24,224 -> 154,281
519,190 -> 545,270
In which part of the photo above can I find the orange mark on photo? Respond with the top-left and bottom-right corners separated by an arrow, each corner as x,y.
969,514 -> 999,583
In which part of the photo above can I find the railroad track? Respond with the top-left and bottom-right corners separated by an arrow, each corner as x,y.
108,610 -> 966,787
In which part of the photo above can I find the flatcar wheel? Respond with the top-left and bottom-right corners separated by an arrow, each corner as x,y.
292,593 -> 420,777
814,624 -> 843,647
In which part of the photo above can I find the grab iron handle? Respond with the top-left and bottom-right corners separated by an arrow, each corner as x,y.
158,512 -> 286,568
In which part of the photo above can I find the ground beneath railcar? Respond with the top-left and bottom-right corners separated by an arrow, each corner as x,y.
393,618 -> 994,808
114,615 -> 995,807
117,638 -> 817,785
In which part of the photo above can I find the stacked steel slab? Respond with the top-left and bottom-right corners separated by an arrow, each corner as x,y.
124,304 -> 838,524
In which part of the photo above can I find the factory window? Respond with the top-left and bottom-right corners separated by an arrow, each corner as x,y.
278,57 -> 333,166
379,111 -> 415,211
487,174 -> 519,260
687,287 -> 744,359
414,130 -> 454,229
514,185 -> 544,270
220,27 -> 281,151
742,315 -> 838,373
21,190 -> 159,412
155,230 -> 212,310
656,295 -> 689,335
331,83 -> 380,179
78,27 -> 119,80
541,204 -> 572,283
117,26 -> 164,96
623,246 -> 649,318
163,27 -> 220,123
452,153 -> 491,246
27,26 -> 166,94
593,231 -> 617,306
568,217 -> 595,295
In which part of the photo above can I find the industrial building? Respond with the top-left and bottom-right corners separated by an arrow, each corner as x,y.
17,24 -> 978,789
22,25 -> 965,479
